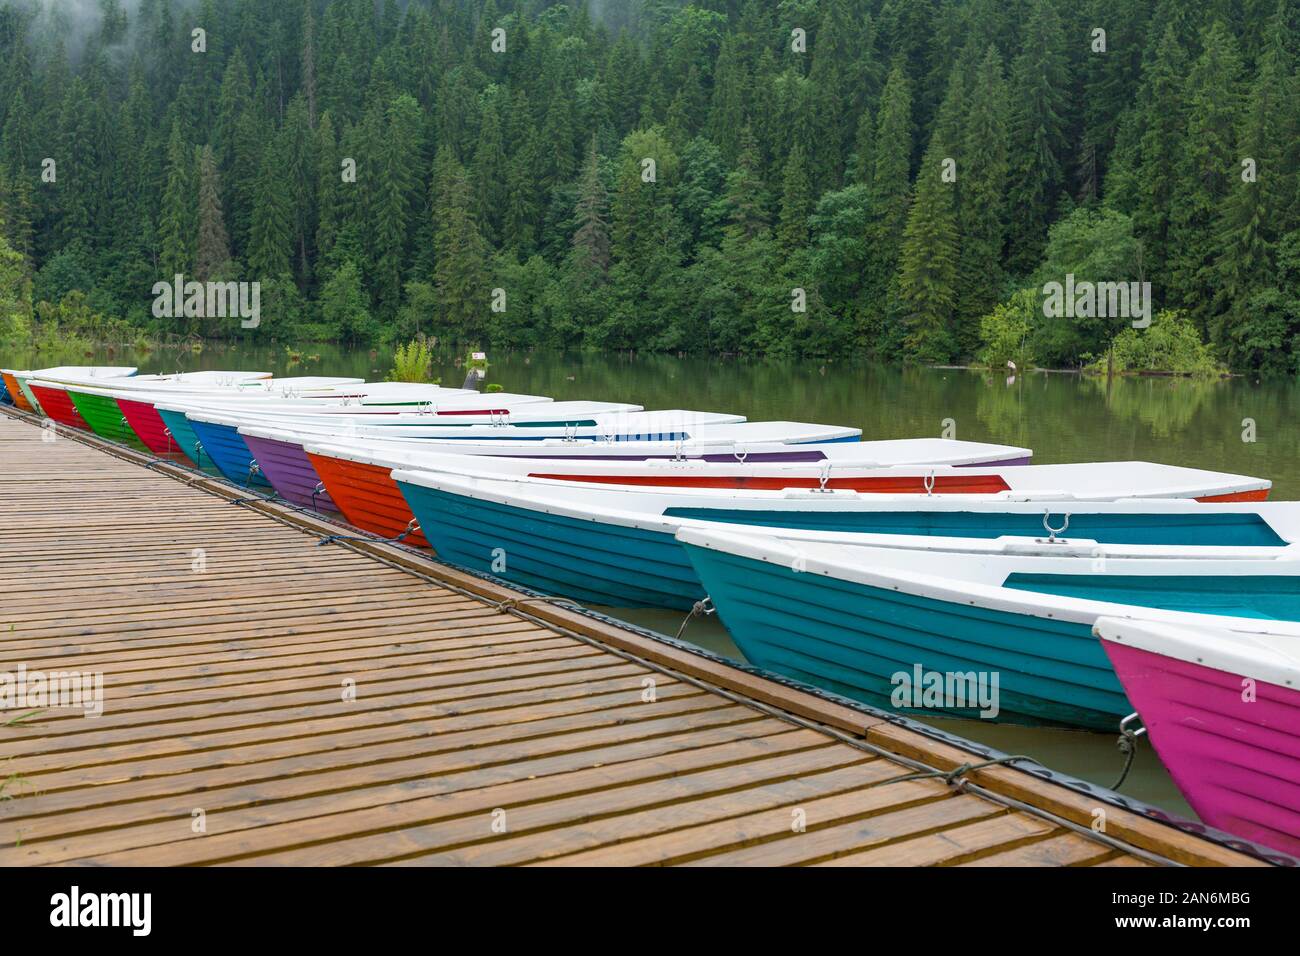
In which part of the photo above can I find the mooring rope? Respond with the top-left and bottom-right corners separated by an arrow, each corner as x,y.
866,754 -> 1036,790
317,518 -> 420,547
1111,713 -> 1147,791
228,490 -> 280,507
673,597 -> 716,640
494,595 -> 584,613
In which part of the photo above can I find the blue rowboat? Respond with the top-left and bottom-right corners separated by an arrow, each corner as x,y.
390,467 -> 1293,612
185,415 -> 270,487
674,525 -> 1300,730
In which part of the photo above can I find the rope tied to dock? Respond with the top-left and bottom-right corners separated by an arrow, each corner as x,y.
868,754 -> 1036,792
674,597 -> 716,641
228,489 -> 281,507
317,518 -> 420,548
494,595 -> 584,614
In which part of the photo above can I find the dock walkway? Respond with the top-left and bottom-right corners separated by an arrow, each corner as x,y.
0,409 -> 1262,866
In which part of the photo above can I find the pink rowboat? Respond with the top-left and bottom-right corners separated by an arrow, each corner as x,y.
1097,616 -> 1300,858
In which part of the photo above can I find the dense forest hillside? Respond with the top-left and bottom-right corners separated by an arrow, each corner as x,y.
1,0 -> 1299,372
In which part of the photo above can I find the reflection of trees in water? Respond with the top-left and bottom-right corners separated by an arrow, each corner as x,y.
1081,375 -> 1216,439
973,371 -> 1034,448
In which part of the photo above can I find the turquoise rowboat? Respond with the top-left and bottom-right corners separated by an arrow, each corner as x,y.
389,466 -> 1289,612
155,406 -> 208,469
673,525 -> 1300,730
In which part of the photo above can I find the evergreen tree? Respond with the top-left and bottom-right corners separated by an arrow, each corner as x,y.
472,93 -> 508,246
1005,0 -> 1069,274
302,0 -> 319,128
806,0 -> 860,191
314,112 -> 341,266
706,36 -> 746,165
955,46 -> 1010,349
0,217 -> 34,341
863,65 -> 914,347
246,136 -> 294,281
319,257 -> 375,341
898,144 -> 959,362
159,120 -> 196,279
0,89 -> 32,174
1167,22 -> 1244,331
1214,12 -> 1296,361
1132,27 -> 1188,289
432,149 -> 489,337
607,127 -> 686,349
776,143 -> 812,252
571,136 -> 611,278
847,106 -> 874,186
372,94 -> 421,311
195,145 -> 231,282
870,66 -> 913,255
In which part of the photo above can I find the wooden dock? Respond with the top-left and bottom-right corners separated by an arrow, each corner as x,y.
0,409 -> 1265,866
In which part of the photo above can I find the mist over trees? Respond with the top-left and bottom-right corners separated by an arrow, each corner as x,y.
1,0 -> 1299,372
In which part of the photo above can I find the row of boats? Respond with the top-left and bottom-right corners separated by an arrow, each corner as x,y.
2,363 -> 1297,858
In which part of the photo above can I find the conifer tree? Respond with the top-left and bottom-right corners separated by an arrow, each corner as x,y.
871,66 -> 913,254
777,143 -> 812,253
314,112 -> 341,265
372,94 -> 421,311
955,46 -> 1010,349
432,149 -> 489,336
195,145 -> 231,282
159,119 -> 196,279
1167,22 -> 1244,330
898,144 -> 959,363
472,94 -> 508,246
571,136 -> 611,278
1213,12 -> 1295,358
1133,26 -> 1188,289
1005,0 -> 1069,274
246,136 -> 294,281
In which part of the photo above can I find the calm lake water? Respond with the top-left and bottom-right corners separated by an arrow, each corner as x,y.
31,341 -> 1300,818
